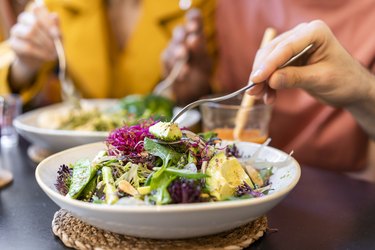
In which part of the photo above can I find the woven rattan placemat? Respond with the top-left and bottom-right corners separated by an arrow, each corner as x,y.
52,209 -> 267,250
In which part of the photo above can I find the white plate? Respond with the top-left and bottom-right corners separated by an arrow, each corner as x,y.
35,141 -> 300,239
14,99 -> 200,153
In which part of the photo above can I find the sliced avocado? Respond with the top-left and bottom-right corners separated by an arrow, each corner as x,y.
149,122 -> 182,142
244,164 -> 264,188
206,152 -> 253,200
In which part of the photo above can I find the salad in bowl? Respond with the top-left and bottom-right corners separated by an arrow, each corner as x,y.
55,120 -> 275,205
36,120 -> 300,238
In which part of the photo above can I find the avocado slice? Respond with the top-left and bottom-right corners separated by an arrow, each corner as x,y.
149,122 -> 182,142
206,152 -> 253,200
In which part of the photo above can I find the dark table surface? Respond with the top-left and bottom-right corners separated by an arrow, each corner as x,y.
1,138 -> 375,250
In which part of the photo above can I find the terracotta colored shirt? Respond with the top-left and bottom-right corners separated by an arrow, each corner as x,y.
215,0 -> 375,171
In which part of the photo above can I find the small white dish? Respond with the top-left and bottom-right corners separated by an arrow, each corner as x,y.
35,141 -> 300,239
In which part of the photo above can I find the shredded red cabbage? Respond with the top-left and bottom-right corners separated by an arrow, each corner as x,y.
106,119 -> 155,157
235,182 -> 264,198
225,144 -> 240,158
168,178 -> 203,203
55,164 -> 72,195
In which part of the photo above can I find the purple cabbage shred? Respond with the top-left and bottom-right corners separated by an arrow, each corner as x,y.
55,164 -> 72,195
225,144 -> 240,158
168,178 -> 202,204
236,182 -> 264,198
106,119 -> 155,157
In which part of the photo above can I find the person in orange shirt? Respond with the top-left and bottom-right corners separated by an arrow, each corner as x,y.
163,0 -> 375,180
248,20 -> 375,181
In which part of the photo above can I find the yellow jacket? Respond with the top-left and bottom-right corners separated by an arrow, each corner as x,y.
0,0 -> 215,105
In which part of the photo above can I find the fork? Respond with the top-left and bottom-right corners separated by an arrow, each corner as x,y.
35,0 -> 81,107
54,38 -> 81,107
152,58 -> 187,96
171,44 -> 314,123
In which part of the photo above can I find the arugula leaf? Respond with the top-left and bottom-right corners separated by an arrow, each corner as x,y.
151,154 -> 171,180
148,154 -> 175,204
144,137 -> 181,165
198,131 -> 219,141
149,172 -> 177,205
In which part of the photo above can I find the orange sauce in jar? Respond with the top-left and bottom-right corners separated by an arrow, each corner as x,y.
213,128 -> 267,144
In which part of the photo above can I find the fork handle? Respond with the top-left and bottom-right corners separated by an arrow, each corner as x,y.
153,58 -> 186,95
171,83 -> 256,123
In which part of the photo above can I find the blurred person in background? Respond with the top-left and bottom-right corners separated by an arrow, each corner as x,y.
163,0 -> 375,180
0,0 -> 215,108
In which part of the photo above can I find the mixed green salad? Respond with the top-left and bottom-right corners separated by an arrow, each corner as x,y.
55,120 -> 274,205
57,94 -> 174,131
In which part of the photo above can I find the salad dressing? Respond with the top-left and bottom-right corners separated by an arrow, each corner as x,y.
213,128 -> 267,144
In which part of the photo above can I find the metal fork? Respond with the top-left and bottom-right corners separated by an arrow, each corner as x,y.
35,0 -> 80,106
152,58 -> 187,95
171,44 -> 313,123
54,38 -> 81,106
152,0 -> 192,96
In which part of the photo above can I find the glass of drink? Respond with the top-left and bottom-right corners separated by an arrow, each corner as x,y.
200,96 -> 272,143
0,94 -> 22,147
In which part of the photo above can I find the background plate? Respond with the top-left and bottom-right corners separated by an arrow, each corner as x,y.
14,99 -> 201,154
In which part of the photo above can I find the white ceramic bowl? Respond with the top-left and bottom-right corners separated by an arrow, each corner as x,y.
35,141 -> 301,239
14,99 -> 200,153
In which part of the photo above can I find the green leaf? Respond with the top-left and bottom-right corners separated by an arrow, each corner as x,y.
148,154 -> 175,205
67,159 -> 98,199
259,167 -> 273,183
119,94 -> 174,120
198,131 -> 219,141
144,94 -> 174,120
78,175 -> 97,201
149,172 -> 177,205
144,137 -> 181,165
120,94 -> 145,117
153,167 -> 208,179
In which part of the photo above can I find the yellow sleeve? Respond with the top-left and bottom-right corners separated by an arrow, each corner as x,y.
0,40 -> 55,105
199,0 -> 217,60
0,41 -> 14,95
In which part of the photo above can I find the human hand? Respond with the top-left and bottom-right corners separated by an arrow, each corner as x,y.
162,9 -> 212,104
8,3 -> 59,89
248,20 -> 373,108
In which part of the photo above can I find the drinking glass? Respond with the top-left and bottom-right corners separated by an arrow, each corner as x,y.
200,97 -> 272,143
0,94 -> 22,147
